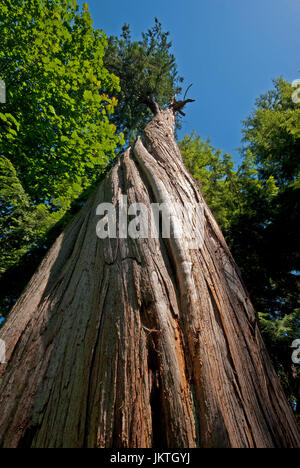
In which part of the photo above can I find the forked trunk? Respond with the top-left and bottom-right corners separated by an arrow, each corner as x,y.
0,108 -> 299,448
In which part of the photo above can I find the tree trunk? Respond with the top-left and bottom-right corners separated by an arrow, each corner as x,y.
0,108 -> 299,448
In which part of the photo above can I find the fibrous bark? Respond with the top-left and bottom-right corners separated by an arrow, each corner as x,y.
0,107 -> 299,448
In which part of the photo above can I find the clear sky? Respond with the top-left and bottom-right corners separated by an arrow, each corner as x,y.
79,0 -> 300,162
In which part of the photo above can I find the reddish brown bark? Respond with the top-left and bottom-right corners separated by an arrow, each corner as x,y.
0,108 -> 299,448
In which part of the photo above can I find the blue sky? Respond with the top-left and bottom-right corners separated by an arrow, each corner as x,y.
80,0 -> 300,162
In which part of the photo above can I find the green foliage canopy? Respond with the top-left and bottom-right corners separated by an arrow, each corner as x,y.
243,77 -> 300,187
0,0 -> 123,278
0,0 -> 123,208
104,18 -> 184,143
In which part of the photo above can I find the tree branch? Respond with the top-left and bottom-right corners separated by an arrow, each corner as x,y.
139,95 -> 160,115
168,97 -> 195,116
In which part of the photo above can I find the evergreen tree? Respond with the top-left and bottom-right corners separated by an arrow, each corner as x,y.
104,18 -> 183,143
